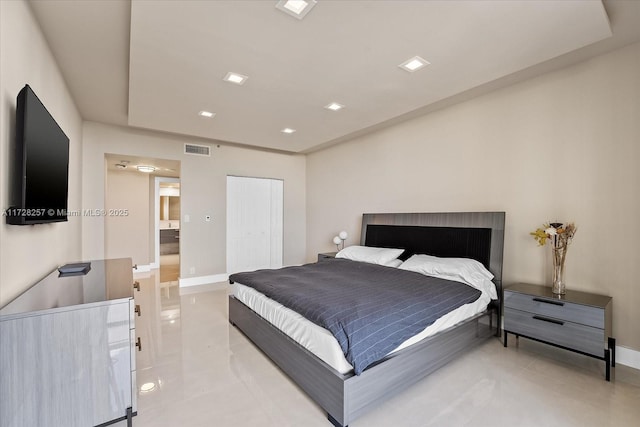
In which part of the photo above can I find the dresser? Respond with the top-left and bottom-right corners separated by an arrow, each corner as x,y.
503,283 -> 614,380
0,258 -> 141,426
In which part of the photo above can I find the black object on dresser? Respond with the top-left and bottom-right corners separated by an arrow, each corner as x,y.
503,283 -> 614,381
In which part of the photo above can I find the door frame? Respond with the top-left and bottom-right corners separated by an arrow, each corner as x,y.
152,176 -> 180,269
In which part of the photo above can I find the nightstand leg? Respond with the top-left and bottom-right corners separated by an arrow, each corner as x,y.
605,349 -> 611,382
609,337 -> 616,367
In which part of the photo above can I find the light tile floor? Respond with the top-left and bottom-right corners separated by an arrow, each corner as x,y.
116,271 -> 640,427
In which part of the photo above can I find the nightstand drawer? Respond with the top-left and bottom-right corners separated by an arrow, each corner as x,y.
504,291 -> 604,328
504,308 -> 605,356
317,252 -> 337,262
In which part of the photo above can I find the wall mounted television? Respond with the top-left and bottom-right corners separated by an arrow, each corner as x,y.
6,84 -> 69,225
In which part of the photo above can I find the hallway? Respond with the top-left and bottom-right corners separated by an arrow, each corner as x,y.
159,254 -> 180,283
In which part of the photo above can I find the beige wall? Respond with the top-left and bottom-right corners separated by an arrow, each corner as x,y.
105,170 -> 150,266
0,1 -> 83,306
82,122 -> 306,278
306,42 -> 640,352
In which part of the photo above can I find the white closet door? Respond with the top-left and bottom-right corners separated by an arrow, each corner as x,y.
227,176 -> 283,274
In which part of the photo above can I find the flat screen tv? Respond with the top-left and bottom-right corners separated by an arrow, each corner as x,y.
6,84 -> 69,225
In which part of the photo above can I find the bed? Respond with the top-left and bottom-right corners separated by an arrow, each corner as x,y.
228,212 -> 505,426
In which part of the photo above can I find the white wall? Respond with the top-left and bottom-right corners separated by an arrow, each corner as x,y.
0,0 -> 83,306
82,122 -> 306,281
306,42 -> 640,352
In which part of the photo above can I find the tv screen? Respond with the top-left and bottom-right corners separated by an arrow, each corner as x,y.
6,84 -> 69,225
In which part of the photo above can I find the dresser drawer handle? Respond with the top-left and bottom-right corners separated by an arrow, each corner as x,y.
533,315 -> 564,326
134,304 -> 141,317
133,281 -> 140,291
532,297 -> 564,306
135,337 -> 142,351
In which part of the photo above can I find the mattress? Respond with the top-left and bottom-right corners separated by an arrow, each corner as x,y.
232,281 -> 491,374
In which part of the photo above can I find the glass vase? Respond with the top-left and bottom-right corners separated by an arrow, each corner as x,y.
551,247 -> 566,295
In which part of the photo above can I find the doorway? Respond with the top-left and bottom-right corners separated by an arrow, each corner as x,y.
104,154 -> 180,274
156,177 -> 181,283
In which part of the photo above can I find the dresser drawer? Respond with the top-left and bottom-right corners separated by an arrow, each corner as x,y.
130,298 -> 136,326
131,369 -> 137,413
504,308 -> 605,356
504,290 -> 604,328
130,328 -> 137,372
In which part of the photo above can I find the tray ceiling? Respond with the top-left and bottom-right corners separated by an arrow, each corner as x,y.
29,1 -> 635,153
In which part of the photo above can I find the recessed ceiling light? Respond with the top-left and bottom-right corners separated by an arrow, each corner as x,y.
198,110 -> 215,118
281,128 -> 296,134
324,102 -> 345,111
223,72 -> 248,85
399,56 -> 430,72
275,0 -> 317,20
137,165 -> 156,173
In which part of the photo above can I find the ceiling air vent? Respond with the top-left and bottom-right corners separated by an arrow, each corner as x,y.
184,143 -> 211,156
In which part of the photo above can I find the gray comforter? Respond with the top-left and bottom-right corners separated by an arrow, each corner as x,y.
229,258 -> 481,375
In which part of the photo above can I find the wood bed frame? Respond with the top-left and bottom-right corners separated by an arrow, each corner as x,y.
229,212 -> 505,426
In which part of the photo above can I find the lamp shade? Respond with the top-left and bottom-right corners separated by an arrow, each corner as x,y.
338,231 -> 348,240
333,236 -> 342,245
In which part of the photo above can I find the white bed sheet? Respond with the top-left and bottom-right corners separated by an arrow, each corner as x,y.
232,281 -> 491,374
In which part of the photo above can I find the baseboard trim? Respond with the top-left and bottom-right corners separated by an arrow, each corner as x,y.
616,346 -> 640,370
179,273 -> 229,287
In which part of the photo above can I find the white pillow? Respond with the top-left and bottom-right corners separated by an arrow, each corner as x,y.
385,258 -> 403,268
398,254 -> 497,299
335,245 -> 404,266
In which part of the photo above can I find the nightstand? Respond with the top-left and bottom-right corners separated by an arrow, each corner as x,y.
503,283 -> 614,381
317,252 -> 337,262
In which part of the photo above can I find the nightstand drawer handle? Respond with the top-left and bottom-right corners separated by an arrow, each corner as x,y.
532,297 -> 564,306
533,315 -> 564,326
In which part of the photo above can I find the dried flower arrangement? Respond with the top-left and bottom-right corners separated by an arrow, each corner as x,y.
531,222 -> 577,294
